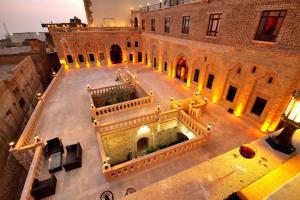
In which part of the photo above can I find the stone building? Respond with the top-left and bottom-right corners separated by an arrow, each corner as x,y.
50,0 -> 300,133
0,39 -> 52,87
0,55 -> 42,175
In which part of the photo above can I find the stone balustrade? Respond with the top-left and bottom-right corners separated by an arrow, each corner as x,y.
88,72 -> 153,120
178,110 -> 210,137
92,96 -> 152,119
89,83 -> 132,96
51,27 -> 140,33
19,145 -> 44,200
97,109 -> 210,181
103,136 -> 208,181
15,67 -> 64,150
97,112 -> 159,134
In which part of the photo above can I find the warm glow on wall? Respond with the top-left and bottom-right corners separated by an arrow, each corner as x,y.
158,63 -> 162,71
108,59 -> 112,66
96,60 -> 100,67
64,64 -> 69,70
234,103 -> 243,116
261,120 -> 270,132
86,62 -> 90,68
212,89 -> 219,103
147,61 -> 151,67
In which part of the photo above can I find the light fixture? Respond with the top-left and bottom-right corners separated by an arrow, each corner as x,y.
207,124 -> 212,131
157,104 -> 160,111
9,141 -> 15,148
150,90 -> 153,95
266,91 -> 300,154
204,97 -> 208,102
170,96 -> 174,101
195,91 -> 199,96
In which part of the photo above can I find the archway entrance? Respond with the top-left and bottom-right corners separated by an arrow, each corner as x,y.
176,56 -> 188,82
110,44 -> 122,64
137,137 -> 149,152
138,52 -> 142,62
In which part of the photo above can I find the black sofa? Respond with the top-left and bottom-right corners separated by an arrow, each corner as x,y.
31,174 -> 57,200
63,142 -> 82,171
45,137 -> 64,157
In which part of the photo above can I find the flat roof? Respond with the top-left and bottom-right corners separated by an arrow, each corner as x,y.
0,46 -> 32,55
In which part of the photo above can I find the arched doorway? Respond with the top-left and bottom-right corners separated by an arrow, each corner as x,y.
138,52 -> 142,62
176,56 -> 188,82
137,137 -> 149,152
110,44 -> 122,64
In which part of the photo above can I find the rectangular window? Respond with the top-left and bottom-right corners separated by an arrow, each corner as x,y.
151,18 -> 156,31
164,62 -> 167,72
89,54 -> 95,62
251,97 -> 267,116
134,17 -> 138,28
226,86 -> 237,102
206,74 -> 214,89
142,19 -> 145,30
164,17 -> 170,33
127,41 -> 131,48
135,41 -> 138,47
182,16 -> 190,34
193,69 -> 200,82
66,55 -> 73,63
255,10 -> 286,42
129,54 -> 133,62
100,53 -> 105,60
19,98 -> 26,108
207,14 -> 222,36
78,54 -> 84,62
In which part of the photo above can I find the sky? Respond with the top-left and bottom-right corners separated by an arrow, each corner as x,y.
0,0 -> 87,39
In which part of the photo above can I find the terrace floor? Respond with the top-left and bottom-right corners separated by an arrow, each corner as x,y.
34,64 -> 264,200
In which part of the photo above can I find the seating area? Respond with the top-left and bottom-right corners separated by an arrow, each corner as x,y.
30,138 -> 83,199
63,142 -> 82,171
31,174 -> 57,200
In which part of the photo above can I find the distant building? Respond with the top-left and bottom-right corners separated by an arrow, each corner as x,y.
83,0 -> 157,27
41,16 -> 87,28
7,32 -> 47,45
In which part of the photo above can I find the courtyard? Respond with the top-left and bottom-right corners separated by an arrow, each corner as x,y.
34,64 -> 263,199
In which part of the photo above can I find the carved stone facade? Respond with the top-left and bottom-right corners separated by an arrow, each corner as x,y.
51,0 -> 300,132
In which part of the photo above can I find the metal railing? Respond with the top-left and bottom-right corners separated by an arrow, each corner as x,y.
142,0 -> 201,12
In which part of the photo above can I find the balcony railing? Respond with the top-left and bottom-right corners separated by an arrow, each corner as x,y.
51,27 -> 140,33
142,0 -> 205,12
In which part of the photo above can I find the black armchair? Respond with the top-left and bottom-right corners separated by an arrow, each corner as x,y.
63,142 -> 82,171
31,174 -> 57,200
45,137 -> 64,157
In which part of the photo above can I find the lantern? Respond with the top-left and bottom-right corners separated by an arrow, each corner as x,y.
266,91 -> 300,154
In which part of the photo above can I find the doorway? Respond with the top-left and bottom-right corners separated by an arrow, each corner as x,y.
110,44 -> 122,64
176,57 -> 188,82
137,137 -> 149,152
138,52 -> 142,62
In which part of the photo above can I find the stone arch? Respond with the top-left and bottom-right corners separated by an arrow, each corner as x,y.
137,138 -> 149,152
110,44 -> 122,64
175,56 -> 189,82
135,125 -> 153,154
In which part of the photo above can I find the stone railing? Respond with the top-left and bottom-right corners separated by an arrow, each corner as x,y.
88,73 -> 153,120
97,112 -> 159,134
158,109 -> 179,123
15,67 -> 64,150
19,145 -> 44,200
178,110 -> 209,137
103,136 -> 208,181
92,96 -> 152,120
51,27 -> 140,33
89,83 -> 132,96
96,109 -> 210,180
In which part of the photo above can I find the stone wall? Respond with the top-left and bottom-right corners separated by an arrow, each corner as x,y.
50,28 -> 143,67
139,0 -> 300,131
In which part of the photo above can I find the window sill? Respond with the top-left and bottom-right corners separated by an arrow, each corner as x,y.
252,40 -> 276,46
205,35 -> 218,39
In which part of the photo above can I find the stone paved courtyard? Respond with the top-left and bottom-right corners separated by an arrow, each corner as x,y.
34,64 -> 264,200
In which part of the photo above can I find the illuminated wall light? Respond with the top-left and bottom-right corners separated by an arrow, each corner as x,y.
86,62 -> 90,68
64,65 -> 69,70
158,63 -> 162,71
75,62 -> 80,68
108,59 -> 112,66
261,120 -> 270,132
234,103 -> 243,116
96,60 -> 100,67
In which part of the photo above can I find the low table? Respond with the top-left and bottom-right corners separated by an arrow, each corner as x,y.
48,152 -> 62,173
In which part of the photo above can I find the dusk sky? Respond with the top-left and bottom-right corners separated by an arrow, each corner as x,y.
0,0 -> 87,39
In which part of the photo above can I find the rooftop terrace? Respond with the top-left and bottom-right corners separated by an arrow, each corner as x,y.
19,64 -> 263,199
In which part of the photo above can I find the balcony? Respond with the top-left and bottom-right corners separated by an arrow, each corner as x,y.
142,0 -> 207,12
